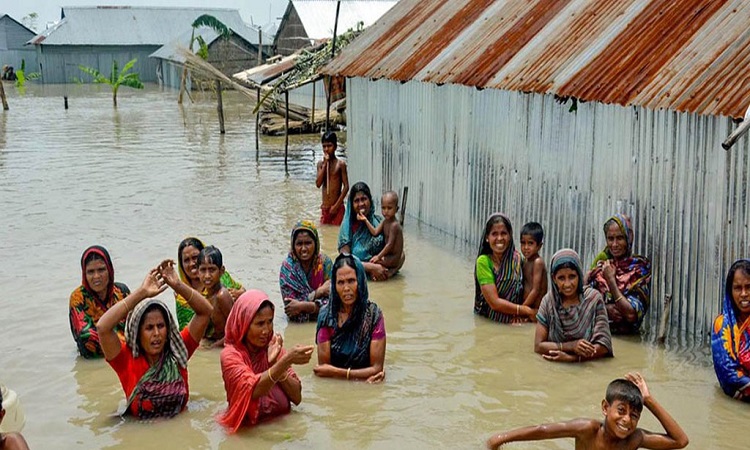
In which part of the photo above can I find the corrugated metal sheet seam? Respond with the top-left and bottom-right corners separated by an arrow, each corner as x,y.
325,0 -> 750,119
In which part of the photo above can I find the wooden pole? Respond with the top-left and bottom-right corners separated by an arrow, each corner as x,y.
255,87 -> 260,150
258,27 -> 263,65
400,186 -> 409,226
285,90 -> 289,169
0,81 -> 8,111
656,294 -> 673,345
64,96 -> 68,110
325,1 -> 342,132
216,80 -> 225,134
311,81 -> 316,128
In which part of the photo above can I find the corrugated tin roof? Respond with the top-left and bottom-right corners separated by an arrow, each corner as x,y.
292,0 -> 397,40
149,24 -> 272,64
233,54 -> 300,86
323,0 -> 750,118
28,6 -> 265,47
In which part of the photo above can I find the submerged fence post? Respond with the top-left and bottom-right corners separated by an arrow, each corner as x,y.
400,186 -> 409,226
216,80 -> 225,134
311,81 -> 316,129
0,81 -> 8,110
285,90 -> 290,169
255,88 -> 261,150
64,96 -> 68,110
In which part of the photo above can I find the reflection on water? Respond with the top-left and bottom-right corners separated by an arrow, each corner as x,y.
0,84 -> 747,449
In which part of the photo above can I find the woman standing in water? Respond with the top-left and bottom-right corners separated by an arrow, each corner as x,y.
712,259 -> 750,401
586,214 -> 651,334
535,249 -> 612,362
217,290 -> 314,432
69,245 -> 130,358
176,237 -> 245,329
314,254 -> 386,382
474,213 -> 536,323
280,220 -> 332,323
338,182 -> 403,280
97,260 -> 213,419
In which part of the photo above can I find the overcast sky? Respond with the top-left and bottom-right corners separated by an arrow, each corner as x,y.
4,1 -> 289,31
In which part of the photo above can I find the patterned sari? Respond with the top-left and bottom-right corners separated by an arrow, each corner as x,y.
175,237 -> 243,329
279,220 -> 333,323
537,249 -> 612,355
337,183 -> 385,261
473,213 -> 525,323
712,259 -> 750,401
316,256 -> 384,369
587,214 -> 651,334
69,245 -> 129,358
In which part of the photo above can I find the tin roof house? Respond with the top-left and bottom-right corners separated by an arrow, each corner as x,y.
323,0 -> 750,341
28,6 -> 263,84
0,14 -> 37,73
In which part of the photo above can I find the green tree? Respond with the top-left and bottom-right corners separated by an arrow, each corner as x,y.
178,15 -> 231,104
78,59 -> 144,107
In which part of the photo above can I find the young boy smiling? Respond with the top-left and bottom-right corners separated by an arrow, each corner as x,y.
487,373 -> 688,449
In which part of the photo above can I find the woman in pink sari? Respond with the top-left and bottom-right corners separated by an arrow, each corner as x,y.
217,290 -> 314,432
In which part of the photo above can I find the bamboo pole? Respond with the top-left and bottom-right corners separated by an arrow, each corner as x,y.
216,80 -> 225,134
400,186 -> 409,226
311,81 -> 316,126
258,28 -> 263,65
285,90 -> 289,169
255,87 -> 260,150
325,1 -> 342,132
0,81 -> 9,110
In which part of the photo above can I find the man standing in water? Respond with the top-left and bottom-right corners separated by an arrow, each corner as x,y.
316,132 -> 349,226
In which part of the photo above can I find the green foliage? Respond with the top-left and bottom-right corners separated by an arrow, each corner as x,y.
191,15 -> 231,40
196,36 -> 210,60
78,58 -> 144,106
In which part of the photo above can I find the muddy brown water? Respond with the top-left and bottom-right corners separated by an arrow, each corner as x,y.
0,84 -> 746,449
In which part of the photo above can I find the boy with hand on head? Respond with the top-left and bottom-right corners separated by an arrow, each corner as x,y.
487,372 -> 688,450
0,389 -> 30,450
358,190 -> 404,271
316,131 -> 349,226
520,222 -> 547,309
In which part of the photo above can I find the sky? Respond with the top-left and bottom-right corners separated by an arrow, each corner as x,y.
3,0 -> 289,32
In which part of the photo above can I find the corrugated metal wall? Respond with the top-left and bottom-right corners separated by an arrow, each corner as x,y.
0,50 -> 37,73
36,45 -> 160,84
348,77 -> 750,344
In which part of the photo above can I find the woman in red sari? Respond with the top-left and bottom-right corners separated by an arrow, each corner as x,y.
217,290 -> 314,432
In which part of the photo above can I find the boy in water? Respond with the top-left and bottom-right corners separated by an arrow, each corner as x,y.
316,132 -> 349,225
198,246 -> 234,348
0,389 -> 30,450
487,372 -> 688,450
358,190 -> 404,271
520,222 -> 547,309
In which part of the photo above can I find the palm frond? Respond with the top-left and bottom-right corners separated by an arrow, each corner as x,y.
191,14 -> 230,39
119,73 -> 144,90
120,58 -> 138,76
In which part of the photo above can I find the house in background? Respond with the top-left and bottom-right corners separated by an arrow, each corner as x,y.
28,6 -> 263,84
273,0 -> 397,56
323,0 -> 750,342
0,14 -> 37,73
150,18 -> 272,90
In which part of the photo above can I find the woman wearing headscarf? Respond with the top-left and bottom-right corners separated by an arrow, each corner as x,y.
69,245 -> 131,358
217,290 -> 314,432
535,249 -> 612,362
586,214 -> 652,334
96,260 -> 213,419
474,213 -> 536,323
712,259 -> 750,401
314,254 -> 386,383
338,181 -> 403,281
175,237 -> 245,329
280,220 -> 333,323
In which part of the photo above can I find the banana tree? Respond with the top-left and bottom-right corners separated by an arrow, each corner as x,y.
78,58 -> 144,107
178,14 -> 231,104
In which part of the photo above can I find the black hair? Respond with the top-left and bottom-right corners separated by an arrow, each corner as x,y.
137,303 -> 170,353
605,379 -> 643,413
198,245 -> 223,268
726,259 -> 750,301
83,251 -> 105,266
0,385 -> 4,410
478,214 -> 513,257
178,237 -> 204,262
382,190 -> 399,205
520,222 -> 544,245
322,131 -> 337,146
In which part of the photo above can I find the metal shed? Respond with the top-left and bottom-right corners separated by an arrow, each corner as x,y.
322,0 -> 750,342
0,14 -> 37,74
28,6 -> 258,84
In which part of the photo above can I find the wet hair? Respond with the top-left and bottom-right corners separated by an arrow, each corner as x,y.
478,214 -> 513,257
83,251 -> 105,266
198,245 -> 223,268
178,237 -> 204,263
137,303 -> 170,353
726,259 -> 750,298
382,190 -> 399,206
520,222 -> 544,245
322,131 -> 337,146
333,253 -> 358,278
605,379 -> 643,413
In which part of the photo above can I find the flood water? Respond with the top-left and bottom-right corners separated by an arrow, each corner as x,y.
0,84 -> 746,449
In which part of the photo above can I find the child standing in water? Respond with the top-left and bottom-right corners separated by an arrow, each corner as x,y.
358,190 -> 404,271
487,372 -> 688,449
520,222 -> 547,309
198,246 -> 234,348
0,388 -> 29,450
316,132 -> 349,225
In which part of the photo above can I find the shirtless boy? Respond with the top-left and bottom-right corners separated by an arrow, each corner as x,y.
487,372 -> 688,450
358,191 -> 404,271
520,222 -> 547,309
0,389 -> 30,450
316,132 -> 349,225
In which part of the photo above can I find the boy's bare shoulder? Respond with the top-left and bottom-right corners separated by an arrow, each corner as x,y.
533,257 -> 547,272
388,219 -> 403,233
1,432 -> 31,450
